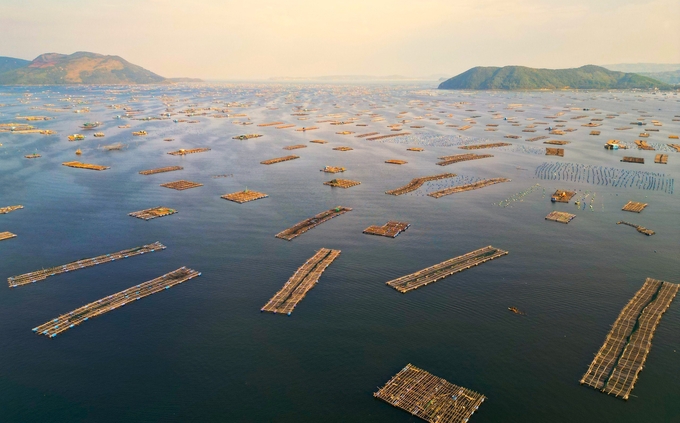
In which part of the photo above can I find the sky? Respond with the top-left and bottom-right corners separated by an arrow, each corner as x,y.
1,0 -> 679,79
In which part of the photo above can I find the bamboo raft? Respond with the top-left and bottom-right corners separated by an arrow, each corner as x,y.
167,148 -> 211,156
545,211 -> 576,224
386,173 -> 457,196
257,122 -> 283,127
8,242 -> 166,287
356,132 -> 379,138
436,153 -> 493,166
617,221 -> 655,236
321,166 -> 346,173
622,201 -> 647,213
0,231 -> 17,242
590,131 -> 601,135
458,125 -> 472,131
62,161 -> 110,171
363,221 -> 410,238
385,160 -> 407,165
505,134 -> 522,139
139,166 -> 183,175
333,146 -> 354,151
551,190 -> 576,203
275,207 -> 352,241
526,136 -> 549,142
25,153 -> 41,159
33,267 -> 201,338
668,144 -> 680,152
336,131 -> 355,135
428,178 -> 510,199
260,155 -> 300,165
261,248 -> 340,315
621,156 -> 644,164
129,207 -> 177,220
459,143 -> 511,150
386,246 -> 508,293
0,205 -> 23,214
366,133 -> 411,141
544,140 -> 570,145
323,179 -> 361,189
283,145 -> 306,150
374,364 -> 486,423
221,189 -> 269,203
232,134 -> 262,140
310,140 -> 329,144
160,180 -> 203,190
654,154 -> 668,164
635,140 -> 655,150
546,148 -> 564,157
407,147 -> 424,152
275,124 -> 295,129
580,278 -> 679,400
295,126 -> 318,132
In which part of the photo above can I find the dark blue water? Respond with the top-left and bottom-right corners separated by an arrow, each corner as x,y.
1,85 -> 678,422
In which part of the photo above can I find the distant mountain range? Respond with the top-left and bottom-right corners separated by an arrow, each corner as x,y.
0,52 -> 201,85
270,74 -> 447,82
602,63 -> 680,85
438,65 -> 672,90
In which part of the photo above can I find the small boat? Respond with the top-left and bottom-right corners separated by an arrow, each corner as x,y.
508,307 -> 525,315
80,122 -> 101,130
75,149 -> 82,155
132,130 -> 147,136
67,134 -> 85,141
94,132 -> 105,137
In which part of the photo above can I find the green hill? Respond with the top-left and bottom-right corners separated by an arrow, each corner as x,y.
0,57 -> 31,75
639,70 -> 680,85
438,65 -> 672,90
0,52 -> 167,85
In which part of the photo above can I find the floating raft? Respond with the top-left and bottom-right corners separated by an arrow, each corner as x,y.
167,148 -> 210,156
590,131 -> 601,135
261,248 -> 340,315
356,132 -> 379,138
260,155 -> 300,165
283,144 -> 306,150
617,221 -> 655,236
333,146 -> 354,151
546,148 -> 565,157
160,180 -> 203,190
621,156 -> 644,164
436,153 -> 493,166
310,139 -> 329,144
366,132 -> 411,141
374,364 -> 486,423
386,246 -> 508,293
221,190 -> 269,203
25,153 -> 41,159
580,278 -> 679,400
295,126 -> 318,132
386,173 -> 457,196
668,144 -> 680,152
545,211 -> 576,224
407,147 -> 424,152
654,154 -> 668,164
363,221 -> 410,238
257,122 -> 283,127
526,136 -> 549,142
544,140 -> 570,145
323,179 -> 361,189
8,242 -> 166,287
275,207 -> 352,241
385,159 -> 407,165
62,161 -> 110,171
550,190 -> 576,203
276,124 -> 295,129
139,166 -> 183,175
0,205 -> 23,214
428,178 -> 510,198
622,201 -> 647,213
321,166 -> 346,173
635,140 -> 655,150
0,231 -> 17,242
33,267 -> 201,338
232,134 -> 262,140
460,142 -> 511,150
129,207 -> 177,220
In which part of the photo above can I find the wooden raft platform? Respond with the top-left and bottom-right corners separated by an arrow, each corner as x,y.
385,160 -> 407,165
8,242 -> 166,287
324,179 -> 361,189
545,211 -> 576,224
459,142 -> 511,150
386,173 -> 457,196
321,166 -> 346,173
283,144 -> 306,150
668,144 -> 680,152
551,190 -> 576,203
167,148 -> 210,156
129,207 -> 177,220
333,146 -> 354,151
621,156 -> 644,164
580,278 -> 679,400
635,140 -> 655,150
356,132 -> 379,138
363,221 -> 410,238
0,231 -> 17,242
261,248 -> 340,315
386,246 -> 508,293
275,207 -> 352,241
139,166 -> 183,175
437,153 -> 493,166
546,148 -> 565,157
366,133 -> 411,141
160,180 -> 203,190
33,267 -> 201,338
622,201 -> 647,213
374,364 -> 486,423
221,190 -> 268,203
654,154 -> 668,164
428,178 -> 510,198
544,140 -> 570,145
0,205 -> 23,214
617,221 -> 655,236
62,161 -> 110,171
260,155 -> 299,165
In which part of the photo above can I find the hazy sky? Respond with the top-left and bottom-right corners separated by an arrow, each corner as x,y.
1,0 -> 678,79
